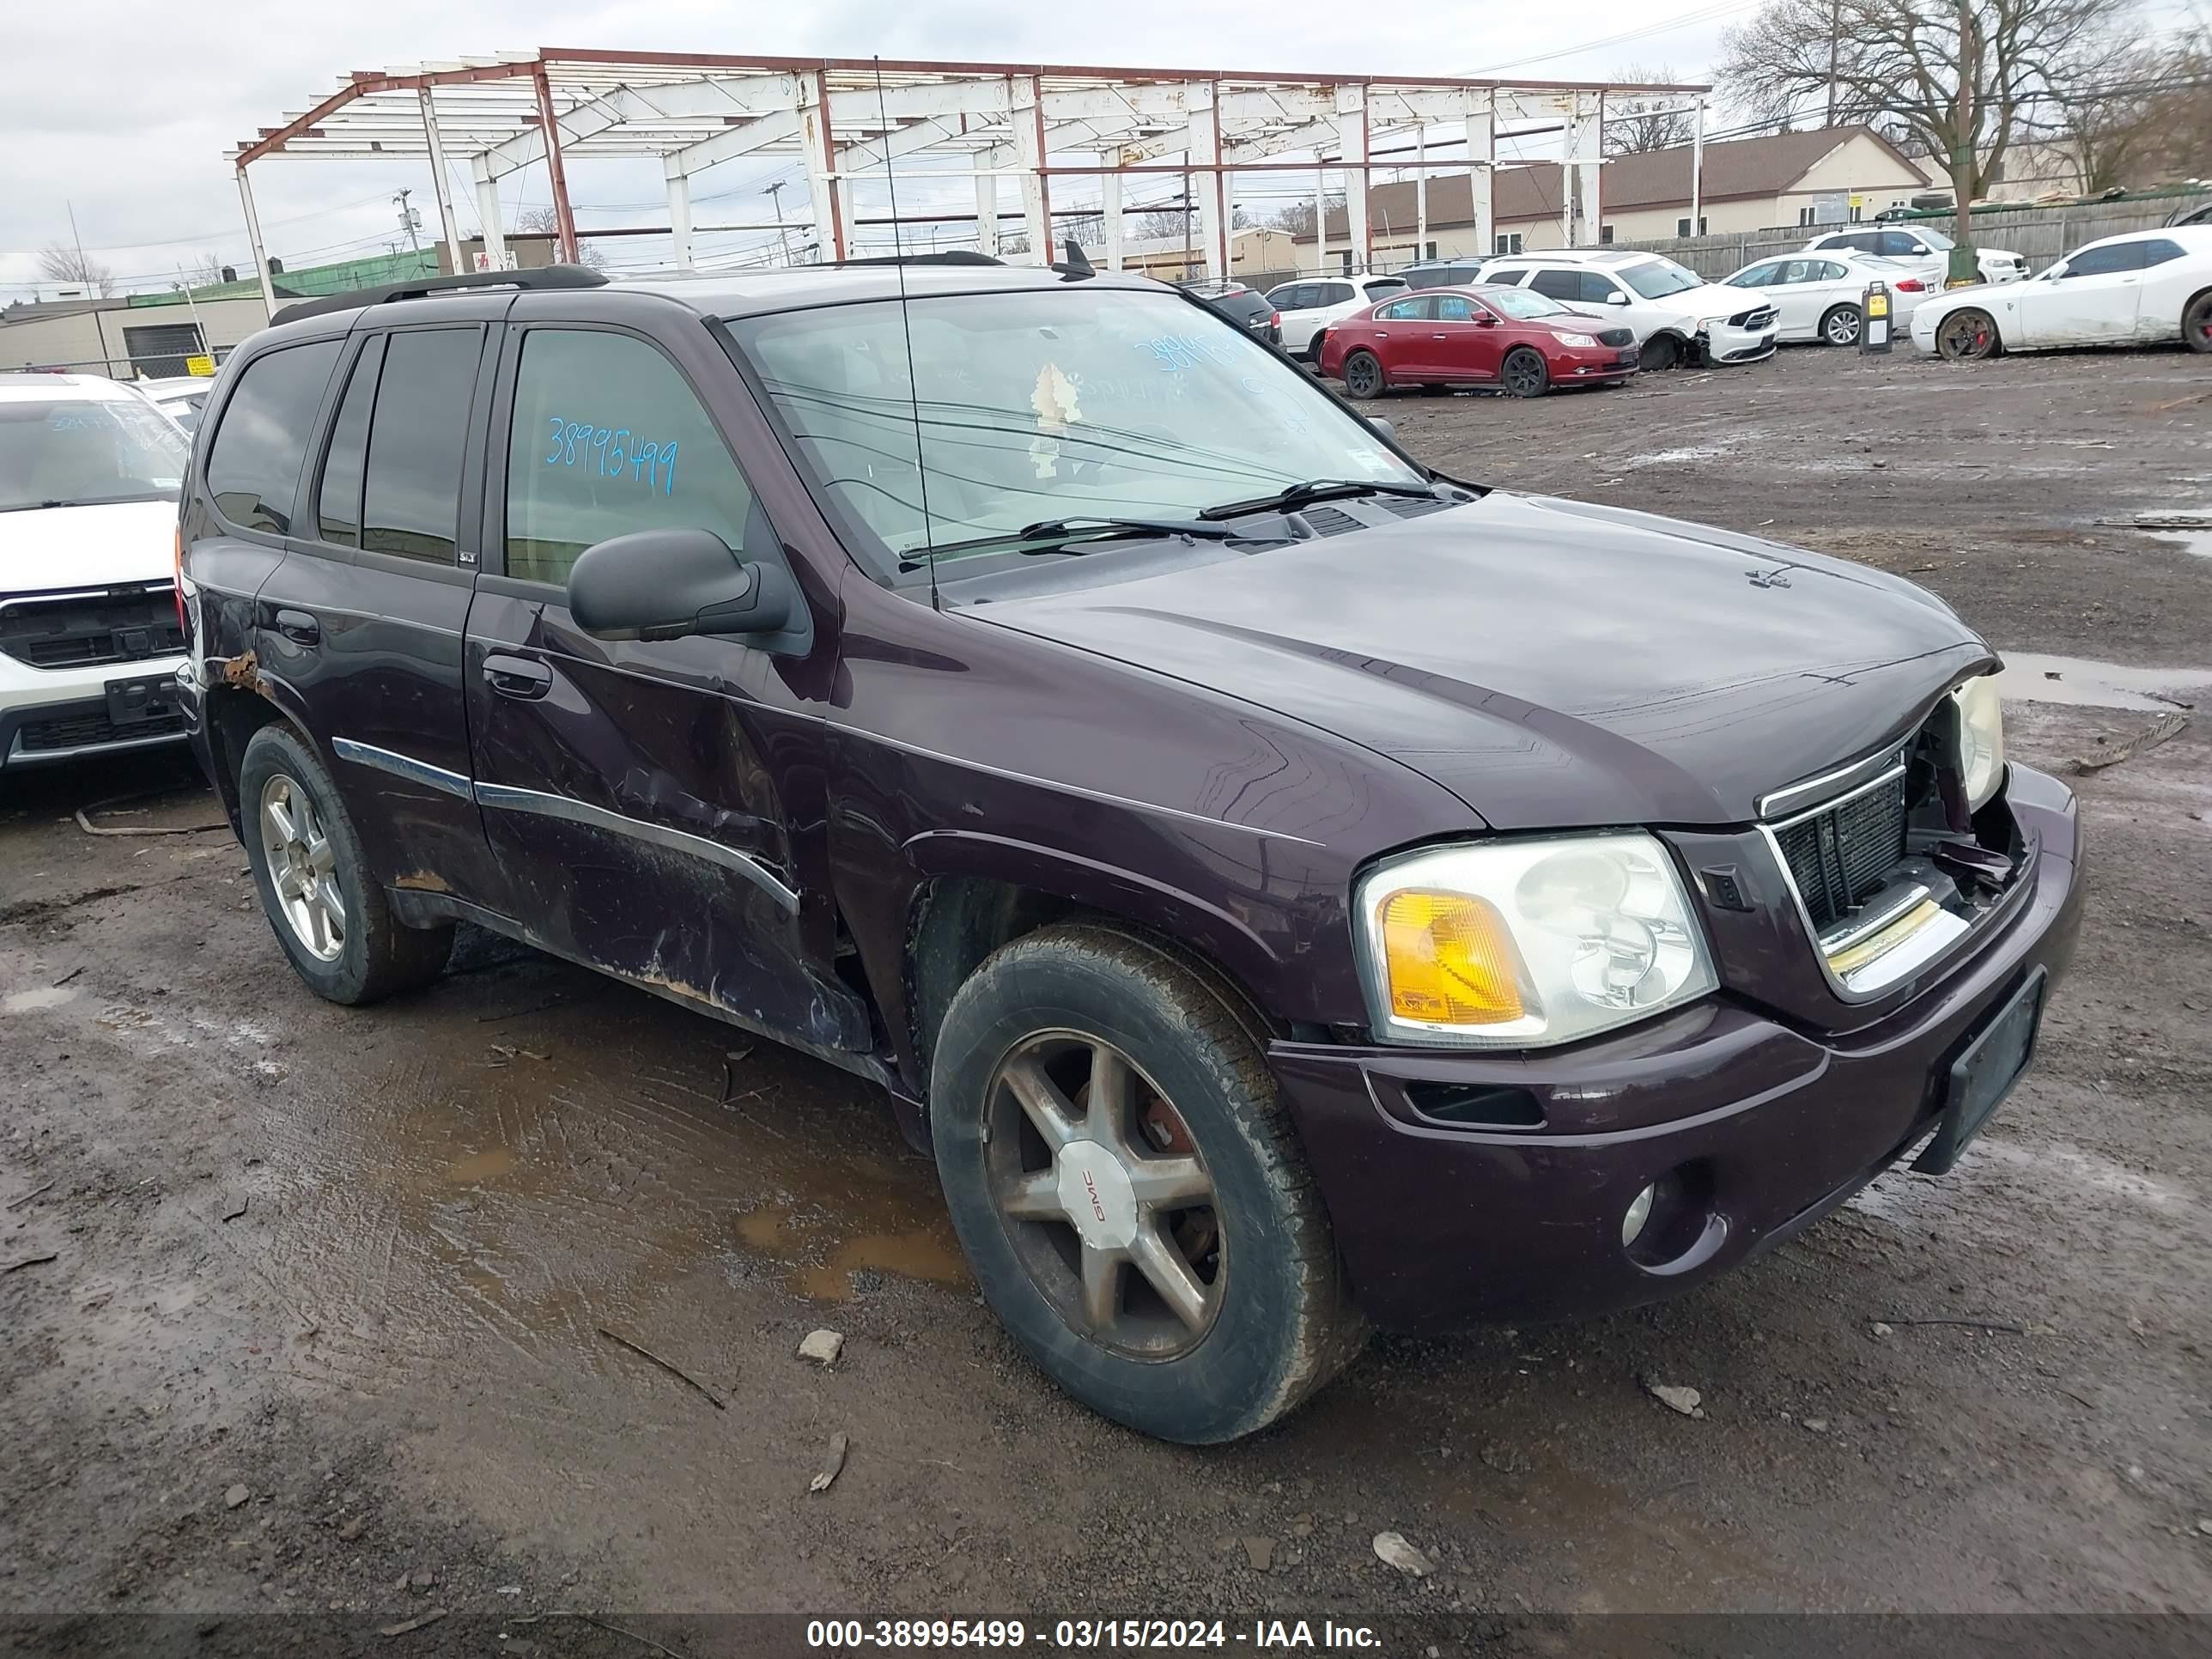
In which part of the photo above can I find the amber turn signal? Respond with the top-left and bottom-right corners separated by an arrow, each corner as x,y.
1379,889 -> 1526,1024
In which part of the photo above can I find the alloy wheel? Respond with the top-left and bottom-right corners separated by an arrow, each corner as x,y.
2185,295 -> 2212,355
1502,350 -> 1547,397
984,1030 -> 1224,1358
1344,354 -> 1382,398
1938,310 -> 1996,360
258,773 -> 346,963
1824,307 -> 1862,346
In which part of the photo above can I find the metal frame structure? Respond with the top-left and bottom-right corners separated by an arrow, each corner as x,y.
231,50 -> 1709,307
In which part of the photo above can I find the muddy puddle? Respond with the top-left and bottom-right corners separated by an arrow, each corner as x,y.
1992,653 -> 2212,711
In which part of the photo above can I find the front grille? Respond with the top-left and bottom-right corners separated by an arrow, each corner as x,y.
0,585 -> 183,672
1728,306 -> 1778,330
15,707 -> 185,755
1773,774 -> 1908,933
1596,326 -> 1634,347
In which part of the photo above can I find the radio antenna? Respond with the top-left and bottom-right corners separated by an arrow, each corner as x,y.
873,56 -> 939,611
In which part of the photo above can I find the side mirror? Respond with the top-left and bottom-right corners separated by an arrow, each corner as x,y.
568,527 -> 795,641
1474,313 -> 1500,326
1367,416 -> 1398,443
1606,291 -> 1631,305
1907,244 -> 1929,255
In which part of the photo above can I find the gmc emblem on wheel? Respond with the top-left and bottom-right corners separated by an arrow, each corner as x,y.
1082,1170 -> 1107,1224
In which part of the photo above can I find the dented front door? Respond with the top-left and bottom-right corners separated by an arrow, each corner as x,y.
460,316 -> 868,1061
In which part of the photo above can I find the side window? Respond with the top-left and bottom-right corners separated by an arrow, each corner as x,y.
1268,285 -> 1306,311
1731,264 -> 1778,288
1528,270 -> 1581,302
204,340 -> 342,534
361,328 -> 482,565
1877,232 -> 1922,257
1434,295 -> 1474,322
1318,283 -> 1356,306
2140,239 -> 2185,267
2059,242 -> 2146,277
1577,272 -> 1623,304
504,328 -> 761,588
1375,298 -> 1424,321
1820,260 -> 1852,282
315,337 -> 383,547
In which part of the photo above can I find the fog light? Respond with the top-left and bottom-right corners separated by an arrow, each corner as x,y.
1621,1182 -> 1656,1247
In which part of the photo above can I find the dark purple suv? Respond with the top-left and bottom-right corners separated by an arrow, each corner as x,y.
176,261 -> 2081,1443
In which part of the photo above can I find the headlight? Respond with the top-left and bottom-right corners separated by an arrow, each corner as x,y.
1555,332 -> 1598,348
1697,315 -> 1726,331
1952,674 -> 2005,810
1354,832 -> 1718,1048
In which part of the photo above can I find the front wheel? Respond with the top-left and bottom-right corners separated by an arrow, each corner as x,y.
1820,304 -> 1862,347
1500,346 -> 1550,398
1340,350 -> 1385,399
1638,332 -> 1680,372
2185,291 -> 2212,355
1936,307 -> 2001,361
929,924 -> 1364,1443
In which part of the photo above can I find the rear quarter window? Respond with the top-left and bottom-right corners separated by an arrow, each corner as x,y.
204,340 -> 343,533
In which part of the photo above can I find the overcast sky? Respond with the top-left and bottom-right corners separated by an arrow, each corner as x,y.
2,1 -> 1801,296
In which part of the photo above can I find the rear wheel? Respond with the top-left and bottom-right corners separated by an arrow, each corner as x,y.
239,725 -> 452,1005
1500,347 -> 1550,398
1936,307 -> 2001,361
929,924 -> 1364,1443
1638,332 -> 1680,372
1341,350 -> 1385,399
1820,304 -> 1863,347
2185,291 -> 2212,355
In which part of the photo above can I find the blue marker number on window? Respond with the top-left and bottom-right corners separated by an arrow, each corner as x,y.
543,417 -> 677,495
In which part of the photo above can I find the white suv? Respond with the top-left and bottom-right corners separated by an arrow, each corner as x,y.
1802,226 -> 2028,286
1263,272 -> 1410,361
1475,249 -> 1778,370
1,374 -> 193,770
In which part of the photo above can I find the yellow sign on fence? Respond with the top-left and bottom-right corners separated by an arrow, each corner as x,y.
185,355 -> 216,378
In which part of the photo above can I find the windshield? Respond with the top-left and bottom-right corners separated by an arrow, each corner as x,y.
1482,287 -> 1573,320
1916,228 -> 1955,251
730,287 -> 1424,570
1,397 -> 189,512
1619,258 -> 1705,300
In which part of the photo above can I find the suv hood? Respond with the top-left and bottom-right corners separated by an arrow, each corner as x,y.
979,492 -> 1990,830
0,499 -> 179,593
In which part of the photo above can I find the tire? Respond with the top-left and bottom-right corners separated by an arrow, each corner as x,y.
1638,332 -> 1680,372
929,923 -> 1364,1443
1936,307 -> 2001,361
2185,290 -> 2212,355
1340,350 -> 1384,399
238,724 -> 453,1005
1820,304 -> 1863,347
1500,346 -> 1550,398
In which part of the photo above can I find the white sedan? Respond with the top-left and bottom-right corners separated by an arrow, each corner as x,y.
1802,226 -> 2029,287
1717,252 -> 1933,346
1911,227 -> 2212,360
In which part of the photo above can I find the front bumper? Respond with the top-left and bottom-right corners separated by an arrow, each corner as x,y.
1699,319 -> 1780,363
1267,764 -> 2083,1334
1555,343 -> 1639,380
0,652 -> 191,770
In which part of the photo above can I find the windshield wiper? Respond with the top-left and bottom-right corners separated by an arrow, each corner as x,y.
1198,478 -> 1439,521
896,516 -> 1253,570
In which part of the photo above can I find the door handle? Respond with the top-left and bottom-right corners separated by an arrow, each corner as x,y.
481,653 -> 553,700
1432,332 -> 1449,340
272,608 -> 320,645
1375,330 -> 1389,338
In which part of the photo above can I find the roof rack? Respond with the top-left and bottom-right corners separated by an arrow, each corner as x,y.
830,251 -> 1003,268
270,264 -> 609,327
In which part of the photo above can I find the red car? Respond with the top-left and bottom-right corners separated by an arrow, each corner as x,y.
1320,284 -> 1640,398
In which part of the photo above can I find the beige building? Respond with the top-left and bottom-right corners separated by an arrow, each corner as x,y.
0,294 -> 276,379
1298,125 -> 1933,270
1082,225 -> 1299,283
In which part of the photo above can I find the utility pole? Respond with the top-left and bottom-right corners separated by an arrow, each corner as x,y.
765,179 -> 791,265
172,268 -> 210,370
393,189 -> 422,255
65,200 -> 100,297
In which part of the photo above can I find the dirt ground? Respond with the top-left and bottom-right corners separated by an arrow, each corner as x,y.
3,344 -> 2209,1656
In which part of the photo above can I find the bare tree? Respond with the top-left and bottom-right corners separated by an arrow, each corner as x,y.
179,252 -> 229,289
37,242 -> 114,296
516,206 -> 606,269
1131,206 -> 1195,241
1268,195 -> 1345,238
1604,64 -> 1698,155
2029,23 -> 2212,191
1719,0 -> 2132,278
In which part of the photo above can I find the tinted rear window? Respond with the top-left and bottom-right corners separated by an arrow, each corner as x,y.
204,341 -> 342,533
362,328 -> 481,564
